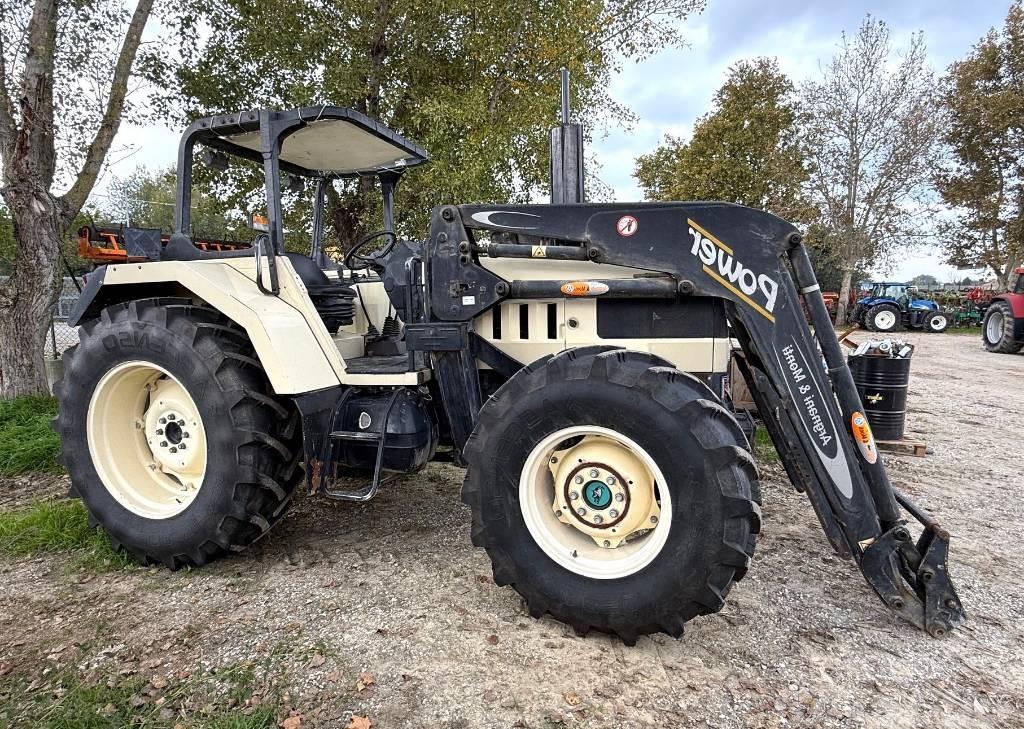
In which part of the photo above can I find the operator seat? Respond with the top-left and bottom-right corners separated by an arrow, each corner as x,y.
161,232 -> 356,330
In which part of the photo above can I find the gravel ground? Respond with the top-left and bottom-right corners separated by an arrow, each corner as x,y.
2,331 -> 1023,728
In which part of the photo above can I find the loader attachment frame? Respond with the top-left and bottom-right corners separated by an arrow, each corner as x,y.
423,201 -> 966,637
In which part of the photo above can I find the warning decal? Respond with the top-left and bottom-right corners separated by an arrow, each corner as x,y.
616,215 -> 638,237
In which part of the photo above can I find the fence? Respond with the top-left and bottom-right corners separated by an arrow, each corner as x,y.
0,276 -> 82,359
46,276 -> 82,358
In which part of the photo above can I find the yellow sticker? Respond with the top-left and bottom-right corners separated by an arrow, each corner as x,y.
851,412 -> 878,464
532,245 -> 547,258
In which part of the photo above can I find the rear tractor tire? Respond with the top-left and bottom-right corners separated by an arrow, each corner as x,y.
461,347 -> 761,644
866,304 -> 902,333
982,301 -> 1023,354
54,298 -> 301,568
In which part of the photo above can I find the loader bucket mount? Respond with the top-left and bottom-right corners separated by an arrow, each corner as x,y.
425,201 -> 967,636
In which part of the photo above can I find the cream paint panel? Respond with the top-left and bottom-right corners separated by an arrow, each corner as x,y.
103,259 -> 340,394
474,297 -> 729,374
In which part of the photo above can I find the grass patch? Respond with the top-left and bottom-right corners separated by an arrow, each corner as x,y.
942,326 -> 982,336
0,394 -> 61,476
0,499 -> 133,571
752,427 -> 779,465
1,658 -> 281,728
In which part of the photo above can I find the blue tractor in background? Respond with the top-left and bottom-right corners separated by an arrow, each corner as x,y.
853,282 -> 950,333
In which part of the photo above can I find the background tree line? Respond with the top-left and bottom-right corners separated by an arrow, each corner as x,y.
635,5 -> 1024,323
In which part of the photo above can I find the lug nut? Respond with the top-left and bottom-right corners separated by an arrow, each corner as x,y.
160,441 -> 168,448
169,447 -> 177,453
550,456 -> 558,464
602,540 -> 611,547
177,420 -> 185,427
159,417 -> 167,424
650,515 -> 658,524
183,432 -> 190,439
606,476 -> 616,485
569,491 -> 579,500
155,428 -> 163,435
609,509 -> 619,519
615,493 -> 624,503
589,469 -> 599,478
575,476 -> 584,484
577,507 -> 586,516
555,510 -> 562,518
593,515 -> 603,524
178,443 -> 187,450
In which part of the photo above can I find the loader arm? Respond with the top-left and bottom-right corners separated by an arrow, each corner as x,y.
425,201 -> 965,637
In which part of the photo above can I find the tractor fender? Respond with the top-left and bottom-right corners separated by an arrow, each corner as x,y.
992,292 -> 1024,319
68,258 -> 344,394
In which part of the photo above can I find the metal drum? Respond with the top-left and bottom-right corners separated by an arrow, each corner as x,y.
847,353 -> 911,441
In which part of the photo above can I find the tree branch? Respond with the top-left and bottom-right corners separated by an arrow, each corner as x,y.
60,0 -> 155,223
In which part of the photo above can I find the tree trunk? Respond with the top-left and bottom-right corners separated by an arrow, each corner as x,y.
835,266 -> 854,326
0,185 -> 62,398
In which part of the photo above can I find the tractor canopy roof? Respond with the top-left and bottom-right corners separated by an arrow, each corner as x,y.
182,106 -> 430,178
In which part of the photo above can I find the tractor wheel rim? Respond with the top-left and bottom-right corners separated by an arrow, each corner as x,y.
875,311 -> 896,330
87,360 -> 208,519
986,311 -> 1003,343
519,425 -> 671,580
932,315 -> 947,329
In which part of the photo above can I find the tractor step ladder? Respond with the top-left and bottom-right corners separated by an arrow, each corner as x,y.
322,388 -> 402,501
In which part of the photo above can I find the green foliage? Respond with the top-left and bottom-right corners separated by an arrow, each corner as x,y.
0,499 -> 134,571
935,1 -> 1024,288
150,0 -> 705,251
634,58 -> 812,222
752,427 -> 779,465
0,206 -> 14,271
0,395 -> 61,476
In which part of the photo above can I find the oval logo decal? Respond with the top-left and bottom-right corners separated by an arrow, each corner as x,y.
851,412 -> 878,464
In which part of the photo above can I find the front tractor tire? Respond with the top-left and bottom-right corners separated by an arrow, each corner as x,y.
462,347 -> 761,644
925,311 -> 949,333
982,301 -> 1023,353
54,299 -> 300,568
866,304 -> 902,333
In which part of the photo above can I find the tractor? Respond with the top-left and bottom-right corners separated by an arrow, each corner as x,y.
982,266 -> 1024,353
54,104 -> 965,643
854,282 -> 949,333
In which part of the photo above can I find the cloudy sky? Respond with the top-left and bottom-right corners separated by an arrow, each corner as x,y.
101,0 -> 1011,281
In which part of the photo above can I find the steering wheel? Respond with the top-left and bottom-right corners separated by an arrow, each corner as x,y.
344,230 -> 397,271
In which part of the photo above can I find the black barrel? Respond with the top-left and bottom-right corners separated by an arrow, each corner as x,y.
847,353 -> 911,441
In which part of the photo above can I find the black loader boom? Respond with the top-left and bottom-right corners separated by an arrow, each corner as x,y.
425,201 -> 966,637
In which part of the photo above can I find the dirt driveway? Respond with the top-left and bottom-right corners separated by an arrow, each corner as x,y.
2,331 -> 1023,728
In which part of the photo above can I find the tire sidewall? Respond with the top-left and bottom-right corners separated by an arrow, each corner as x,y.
982,303 -> 1009,348
476,376 -> 731,624
61,315 -> 248,556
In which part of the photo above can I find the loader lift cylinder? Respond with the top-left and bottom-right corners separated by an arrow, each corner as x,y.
786,238 -> 901,529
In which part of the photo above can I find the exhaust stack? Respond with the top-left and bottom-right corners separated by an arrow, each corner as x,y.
550,68 -> 585,204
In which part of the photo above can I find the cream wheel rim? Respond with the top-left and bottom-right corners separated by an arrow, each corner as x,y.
87,360 -> 208,519
519,426 -> 671,579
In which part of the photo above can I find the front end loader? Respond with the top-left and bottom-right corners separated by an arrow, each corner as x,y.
55,105 -> 966,643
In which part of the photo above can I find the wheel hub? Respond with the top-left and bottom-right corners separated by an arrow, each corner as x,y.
87,361 -> 208,519
143,377 -> 206,485
549,436 -> 660,548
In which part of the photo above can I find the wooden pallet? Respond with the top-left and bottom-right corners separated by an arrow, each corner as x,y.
876,437 -> 929,457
